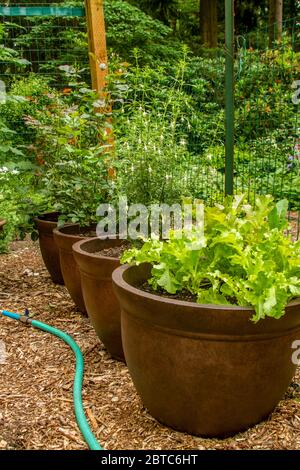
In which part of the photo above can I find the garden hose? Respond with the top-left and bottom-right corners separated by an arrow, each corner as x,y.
0,309 -> 103,451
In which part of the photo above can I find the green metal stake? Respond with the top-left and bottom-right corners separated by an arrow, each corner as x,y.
225,0 -> 235,196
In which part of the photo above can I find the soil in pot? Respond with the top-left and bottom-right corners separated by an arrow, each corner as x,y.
140,282 -> 197,303
53,225 -> 97,313
34,212 -> 64,285
73,239 -> 130,361
113,262 -> 300,438
94,244 -> 130,259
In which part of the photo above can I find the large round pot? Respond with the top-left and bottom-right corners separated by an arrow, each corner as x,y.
73,238 -> 125,361
0,219 -> 6,233
34,212 -> 64,285
53,225 -> 96,313
112,263 -> 300,438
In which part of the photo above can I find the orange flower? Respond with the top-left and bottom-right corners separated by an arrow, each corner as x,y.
108,167 -> 116,179
26,96 -> 37,103
62,88 -> 72,95
35,154 -> 45,166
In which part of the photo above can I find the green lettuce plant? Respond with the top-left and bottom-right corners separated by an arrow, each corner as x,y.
122,195 -> 300,322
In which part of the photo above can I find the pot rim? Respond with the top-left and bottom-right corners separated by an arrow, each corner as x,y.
113,264 -> 300,313
73,237 -> 121,262
53,224 -> 96,241
34,211 -> 60,221
34,212 -> 62,226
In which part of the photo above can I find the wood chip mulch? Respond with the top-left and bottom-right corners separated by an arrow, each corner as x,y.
289,211 -> 300,241
0,240 -> 299,450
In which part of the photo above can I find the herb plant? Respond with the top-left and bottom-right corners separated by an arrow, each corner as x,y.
27,82 -> 115,227
122,195 -> 300,322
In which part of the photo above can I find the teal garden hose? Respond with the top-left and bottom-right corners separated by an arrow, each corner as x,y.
0,309 -> 103,451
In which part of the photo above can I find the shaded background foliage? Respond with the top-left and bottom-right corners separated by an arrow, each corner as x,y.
0,0 -> 299,250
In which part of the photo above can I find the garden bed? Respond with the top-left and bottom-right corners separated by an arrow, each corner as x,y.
0,239 -> 299,450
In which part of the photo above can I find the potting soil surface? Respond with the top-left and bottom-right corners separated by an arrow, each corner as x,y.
95,243 -> 130,259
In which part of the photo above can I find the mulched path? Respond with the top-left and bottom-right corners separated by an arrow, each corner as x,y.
289,211 -> 299,241
0,239 -> 299,450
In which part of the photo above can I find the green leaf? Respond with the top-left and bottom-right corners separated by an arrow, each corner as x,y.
263,286 -> 277,316
155,267 -> 179,294
268,199 -> 288,229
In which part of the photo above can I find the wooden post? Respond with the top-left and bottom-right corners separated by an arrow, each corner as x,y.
85,0 -> 108,94
269,0 -> 283,46
85,0 -> 115,178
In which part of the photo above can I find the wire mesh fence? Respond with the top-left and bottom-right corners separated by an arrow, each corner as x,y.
235,17 -> 300,238
0,1 -> 89,160
0,2 -> 88,87
0,4 -> 299,237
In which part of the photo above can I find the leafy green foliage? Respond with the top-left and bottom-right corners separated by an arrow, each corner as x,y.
105,0 -> 182,65
0,168 -> 46,252
24,79 -> 115,227
0,1 -> 299,250
111,41 -> 299,208
113,51 -> 211,205
0,75 -> 61,148
122,195 -> 300,321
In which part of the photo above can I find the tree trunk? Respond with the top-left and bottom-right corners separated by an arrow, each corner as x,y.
269,0 -> 283,46
200,0 -> 218,48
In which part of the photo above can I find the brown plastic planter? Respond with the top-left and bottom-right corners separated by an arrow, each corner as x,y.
0,219 -> 6,232
73,238 -> 125,361
113,263 -> 300,438
34,212 -> 64,285
53,225 -> 96,313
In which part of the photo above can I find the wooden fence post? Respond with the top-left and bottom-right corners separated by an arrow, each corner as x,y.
85,0 -> 108,94
85,0 -> 115,177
